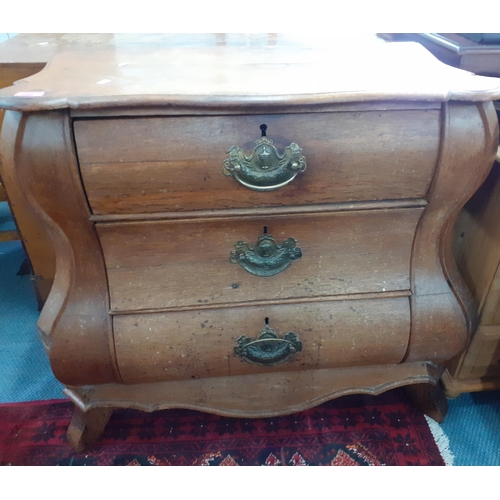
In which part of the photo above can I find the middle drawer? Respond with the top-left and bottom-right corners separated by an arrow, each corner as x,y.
97,207 -> 423,313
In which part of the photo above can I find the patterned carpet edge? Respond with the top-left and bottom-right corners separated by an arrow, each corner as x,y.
0,390 -> 448,466
424,416 -> 454,466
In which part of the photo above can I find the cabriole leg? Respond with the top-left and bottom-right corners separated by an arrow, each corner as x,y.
67,405 -> 113,452
405,382 -> 448,423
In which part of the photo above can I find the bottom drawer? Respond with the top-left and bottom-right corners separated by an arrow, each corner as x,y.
114,297 -> 410,384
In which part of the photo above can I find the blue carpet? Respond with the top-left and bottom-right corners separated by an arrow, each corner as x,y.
0,200 -> 16,231
441,391 -> 500,466
0,203 -> 64,401
0,201 -> 499,464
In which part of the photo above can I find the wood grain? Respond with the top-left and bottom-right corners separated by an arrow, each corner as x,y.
405,382 -> 448,423
0,35 -> 499,111
406,101 -> 499,363
66,407 -> 113,453
113,297 -> 410,384
442,368 -> 500,398
75,111 -> 440,214
397,34 -> 500,396
70,100 -> 441,118
453,324 -> 500,379
0,110 -> 121,386
0,230 -> 18,242
453,163 -> 500,325
98,208 -> 422,313
90,198 -> 427,223
0,61 -> 54,306
0,35 -> 497,440
482,269 -> 500,325
64,361 -> 440,417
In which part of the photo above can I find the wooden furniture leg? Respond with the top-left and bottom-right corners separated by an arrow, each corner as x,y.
67,406 -> 113,452
405,382 -> 449,423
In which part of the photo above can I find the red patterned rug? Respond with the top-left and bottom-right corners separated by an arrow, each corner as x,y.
0,389 -> 446,465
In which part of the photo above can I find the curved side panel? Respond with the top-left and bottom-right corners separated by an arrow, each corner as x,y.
407,101 -> 499,362
0,110 -> 121,385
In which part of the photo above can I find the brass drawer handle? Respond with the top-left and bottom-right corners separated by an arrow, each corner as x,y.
222,126 -> 306,191
234,323 -> 302,366
230,232 -> 302,277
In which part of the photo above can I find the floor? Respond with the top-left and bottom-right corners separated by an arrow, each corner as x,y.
0,201 -> 499,465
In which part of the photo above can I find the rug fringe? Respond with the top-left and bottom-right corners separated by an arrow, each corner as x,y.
424,416 -> 455,466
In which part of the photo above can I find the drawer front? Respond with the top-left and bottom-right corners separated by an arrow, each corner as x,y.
98,208 -> 422,313
75,111 -> 439,214
114,297 -> 411,383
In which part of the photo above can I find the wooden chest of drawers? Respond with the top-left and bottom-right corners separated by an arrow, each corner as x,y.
1,34 -> 499,450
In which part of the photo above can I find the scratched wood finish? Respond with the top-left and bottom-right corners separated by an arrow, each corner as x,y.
113,297 -> 410,384
74,112 -> 440,214
0,110 -> 120,386
98,208 -> 422,313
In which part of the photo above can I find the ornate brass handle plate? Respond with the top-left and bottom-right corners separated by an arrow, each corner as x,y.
222,131 -> 307,191
234,324 -> 302,366
230,232 -> 302,277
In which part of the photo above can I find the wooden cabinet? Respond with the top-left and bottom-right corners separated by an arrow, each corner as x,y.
0,34 -> 499,450
446,160 -> 500,395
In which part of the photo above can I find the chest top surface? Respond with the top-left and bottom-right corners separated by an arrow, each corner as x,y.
0,33 -> 500,112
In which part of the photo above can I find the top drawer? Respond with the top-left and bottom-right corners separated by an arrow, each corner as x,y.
74,110 -> 440,215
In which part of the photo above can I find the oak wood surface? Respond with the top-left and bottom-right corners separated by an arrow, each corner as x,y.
453,163 -> 500,324
0,230 -> 18,242
64,361 -> 441,417
66,407 -> 113,453
405,382 -> 448,423
1,35 -> 497,446
75,111 -> 439,214
90,199 -> 427,223
0,61 -> 54,305
396,33 -> 500,395
98,208 -> 422,313
405,102 -> 498,364
113,297 -> 410,384
0,110 -> 120,386
0,34 -> 500,112
442,369 -> 500,398
450,324 -> 500,381
70,100 -> 441,118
